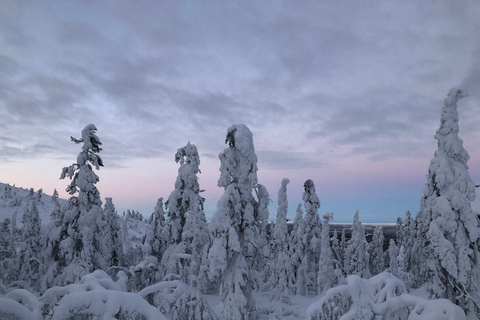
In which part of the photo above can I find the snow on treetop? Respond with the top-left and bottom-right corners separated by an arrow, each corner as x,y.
225,124 -> 258,167
71,123 -> 102,153
447,87 -> 468,99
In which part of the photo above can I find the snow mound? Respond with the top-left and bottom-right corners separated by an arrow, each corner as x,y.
307,272 -> 466,320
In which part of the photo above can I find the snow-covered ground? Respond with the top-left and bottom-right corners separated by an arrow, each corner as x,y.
0,182 -> 66,224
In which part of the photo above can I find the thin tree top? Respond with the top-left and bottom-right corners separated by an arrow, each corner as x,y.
71,123 -> 103,154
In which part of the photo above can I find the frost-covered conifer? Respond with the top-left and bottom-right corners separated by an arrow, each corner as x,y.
270,178 -> 291,303
52,189 -> 59,202
18,197 -> 42,291
369,226 -> 385,276
42,197 -> 64,291
208,124 -> 260,319
146,198 -> 167,262
344,211 -> 370,278
301,179 -> 321,295
331,228 -> 345,285
247,183 -> 270,290
396,217 -> 404,247
3,184 -> 12,199
104,197 -> 123,267
165,142 -> 203,245
288,203 -> 305,294
0,217 -> 16,285
317,212 -> 336,295
387,239 -> 399,277
412,88 -> 480,314
162,142 -> 208,285
55,124 -> 109,284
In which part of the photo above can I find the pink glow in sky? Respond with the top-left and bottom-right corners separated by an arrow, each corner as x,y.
0,2 -> 479,223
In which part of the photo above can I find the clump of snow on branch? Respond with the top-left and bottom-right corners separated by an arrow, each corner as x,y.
306,272 -> 466,320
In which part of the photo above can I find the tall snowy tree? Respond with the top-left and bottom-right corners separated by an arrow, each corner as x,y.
247,183 -> 270,290
301,179 -> 321,295
18,196 -> 42,291
270,178 -> 291,303
344,211 -> 370,278
207,124 -> 260,320
369,226 -> 385,276
317,212 -> 336,295
387,239 -> 399,277
104,197 -> 124,267
164,142 -> 204,245
162,142 -> 208,283
54,124 -> 109,285
146,197 -> 168,262
288,203 -> 305,294
412,88 -> 480,315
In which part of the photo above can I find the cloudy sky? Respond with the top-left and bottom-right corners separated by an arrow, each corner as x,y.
1,1 -> 479,223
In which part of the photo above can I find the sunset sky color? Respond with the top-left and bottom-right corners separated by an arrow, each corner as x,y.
1,1 -> 479,222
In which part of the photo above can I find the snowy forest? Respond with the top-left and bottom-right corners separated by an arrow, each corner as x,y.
0,88 -> 478,319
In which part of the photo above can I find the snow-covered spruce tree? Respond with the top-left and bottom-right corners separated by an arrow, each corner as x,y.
387,239 -> 399,277
302,179 -> 322,295
42,195 -> 65,291
369,226 -> 385,276
317,212 -> 336,295
288,204 -> 305,294
207,124 -> 261,320
269,178 -> 291,303
162,142 -> 207,283
247,183 -> 270,291
181,208 -> 209,288
164,142 -> 203,245
0,217 -> 17,285
344,211 -> 371,278
331,228 -> 345,285
412,88 -> 480,314
55,124 -> 109,285
396,217 -> 405,248
146,197 -> 167,262
52,188 -> 59,202
104,197 -> 123,267
397,210 -> 415,286
18,195 -> 42,291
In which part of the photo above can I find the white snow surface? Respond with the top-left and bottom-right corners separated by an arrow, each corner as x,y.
0,182 -> 66,224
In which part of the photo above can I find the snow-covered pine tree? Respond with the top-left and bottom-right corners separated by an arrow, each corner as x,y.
52,189 -> 59,202
18,195 -> 42,291
162,142 -> 207,283
207,124 -> 260,319
412,88 -> 480,314
288,203 -> 304,294
0,217 -> 16,285
3,183 -> 12,199
146,197 -> 167,262
55,124 -> 109,285
164,142 -> 203,245
369,226 -> 385,276
344,211 -> 371,278
246,183 -> 270,290
317,212 -> 336,295
397,211 -> 415,286
396,217 -> 404,248
42,194 -> 64,291
302,179 -> 321,295
104,197 -> 123,267
270,178 -> 291,303
331,228 -> 345,285
387,239 -> 399,277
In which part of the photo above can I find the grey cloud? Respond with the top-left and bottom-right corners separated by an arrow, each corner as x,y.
257,150 -> 321,169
